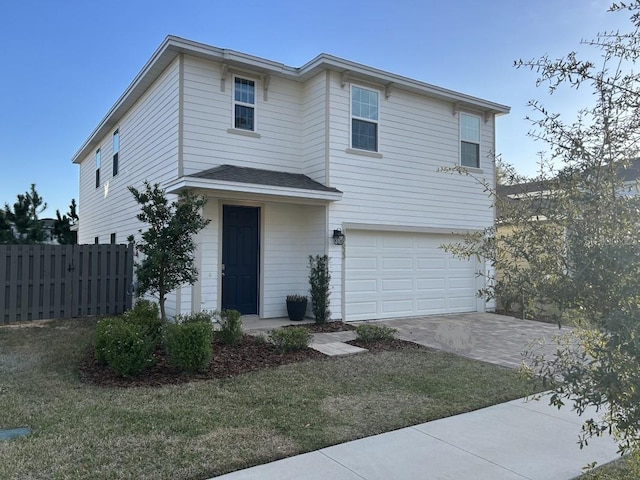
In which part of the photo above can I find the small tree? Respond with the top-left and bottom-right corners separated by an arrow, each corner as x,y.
127,181 -> 210,321
4,184 -> 47,243
444,2 -> 640,458
53,199 -> 79,244
308,254 -> 331,323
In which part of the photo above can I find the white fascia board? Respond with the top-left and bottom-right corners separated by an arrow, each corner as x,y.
165,177 -> 343,203
71,36 -> 510,165
298,54 -> 510,115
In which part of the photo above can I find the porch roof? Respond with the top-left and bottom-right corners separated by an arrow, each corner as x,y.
165,165 -> 343,203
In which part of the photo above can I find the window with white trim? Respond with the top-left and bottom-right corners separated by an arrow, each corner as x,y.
351,85 -> 379,152
95,148 -> 101,188
233,77 -> 256,131
112,130 -> 119,176
460,113 -> 481,168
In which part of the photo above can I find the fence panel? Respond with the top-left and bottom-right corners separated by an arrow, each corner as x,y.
0,244 -> 133,324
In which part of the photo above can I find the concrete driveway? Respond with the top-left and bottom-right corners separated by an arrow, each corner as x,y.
360,312 -> 571,369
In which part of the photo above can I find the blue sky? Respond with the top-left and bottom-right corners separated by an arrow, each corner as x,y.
0,0 -> 631,217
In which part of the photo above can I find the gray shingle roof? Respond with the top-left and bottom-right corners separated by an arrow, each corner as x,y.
190,165 -> 341,193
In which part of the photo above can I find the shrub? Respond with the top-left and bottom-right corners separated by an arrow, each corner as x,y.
164,321 -> 214,373
309,255 -> 331,323
355,324 -> 397,342
217,309 -> 243,345
123,299 -> 163,344
176,310 -> 215,324
269,327 -> 312,353
94,317 -> 157,377
286,294 -> 307,302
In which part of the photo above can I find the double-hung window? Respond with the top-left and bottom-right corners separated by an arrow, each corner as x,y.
95,149 -> 101,188
234,77 -> 256,131
351,85 -> 379,152
460,113 -> 481,168
112,130 -> 119,176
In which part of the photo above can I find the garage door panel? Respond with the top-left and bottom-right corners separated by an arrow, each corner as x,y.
382,299 -> 414,314
348,257 -> 378,271
347,301 -> 379,316
345,230 -> 479,321
348,279 -> 378,292
382,257 -> 413,270
417,257 -> 446,270
381,278 -> 413,291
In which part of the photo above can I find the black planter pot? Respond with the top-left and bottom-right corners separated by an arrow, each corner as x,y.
286,299 -> 308,321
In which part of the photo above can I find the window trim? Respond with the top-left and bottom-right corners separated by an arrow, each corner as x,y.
459,112 -> 481,168
112,130 -> 119,177
350,84 -> 380,153
232,75 -> 257,132
95,148 -> 101,188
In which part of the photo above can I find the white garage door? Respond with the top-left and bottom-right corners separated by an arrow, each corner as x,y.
345,230 -> 480,321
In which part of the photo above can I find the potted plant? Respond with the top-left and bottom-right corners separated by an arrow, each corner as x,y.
286,294 -> 308,321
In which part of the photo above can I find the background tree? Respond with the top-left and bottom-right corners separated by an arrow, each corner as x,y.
0,209 -> 15,243
53,199 -> 79,244
4,184 -> 47,243
127,181 -> 210,321
444,1 -> 640,459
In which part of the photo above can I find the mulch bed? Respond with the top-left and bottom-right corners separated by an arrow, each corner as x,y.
284,321 -> 356,333
80,334 -> 325,388
79,324 -> 420,388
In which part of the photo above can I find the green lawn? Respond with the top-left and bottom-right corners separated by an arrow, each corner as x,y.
0,318 -> 539,480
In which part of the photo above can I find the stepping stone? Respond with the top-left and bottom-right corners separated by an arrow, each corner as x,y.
311,341 -> 367,356
0,428 -> 31,441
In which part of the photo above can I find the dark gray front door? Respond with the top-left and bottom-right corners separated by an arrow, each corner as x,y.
222,206 -> 259,314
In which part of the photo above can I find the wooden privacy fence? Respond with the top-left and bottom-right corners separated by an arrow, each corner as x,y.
0,244 -> 134,323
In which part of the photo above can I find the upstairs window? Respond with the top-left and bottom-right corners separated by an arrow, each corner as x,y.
95,149 -> 101,188
234,77 -> 256,131
112,130 -> 119,176
351,85 -> 379,152
460,113 -> 481,168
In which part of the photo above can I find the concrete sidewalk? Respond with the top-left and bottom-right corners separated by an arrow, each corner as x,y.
211,393 -> 620,480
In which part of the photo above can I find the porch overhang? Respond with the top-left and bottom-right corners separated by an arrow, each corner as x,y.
165,165 -> 343,204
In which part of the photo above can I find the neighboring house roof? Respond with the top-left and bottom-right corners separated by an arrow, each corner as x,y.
71,35 -> 510,164
496,159 -> 640,220
191,165 -> 341,193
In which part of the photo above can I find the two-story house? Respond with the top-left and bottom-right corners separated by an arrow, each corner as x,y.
71,36 -> 509,322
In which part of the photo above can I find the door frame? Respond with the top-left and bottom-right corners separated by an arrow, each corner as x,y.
219,201 -> 262,315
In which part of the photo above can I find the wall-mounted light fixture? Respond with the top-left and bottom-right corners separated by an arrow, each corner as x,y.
332,229 -> 345,245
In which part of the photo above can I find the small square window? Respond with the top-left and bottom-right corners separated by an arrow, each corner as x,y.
351,85 -> 379,152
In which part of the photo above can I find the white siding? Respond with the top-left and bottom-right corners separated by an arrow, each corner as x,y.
196,198 -> 220,312
301,72 -> 327,183
78,57 -> 181,245
327,71 -> 495,232
261,203 -> 325,318
181,55 -> 305,176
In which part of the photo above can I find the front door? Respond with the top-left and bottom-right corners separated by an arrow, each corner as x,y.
222,205 -> 259,315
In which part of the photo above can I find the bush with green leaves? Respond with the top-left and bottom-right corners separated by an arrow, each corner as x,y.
164,321 -> 214,373
309,254 -> 331,323
94,317 -> 157,377
355,324 -> 397,342
176,310 -> 215,324
269,327 -> 312,353
122,299 -> 163,344
217,309 -> 243,345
